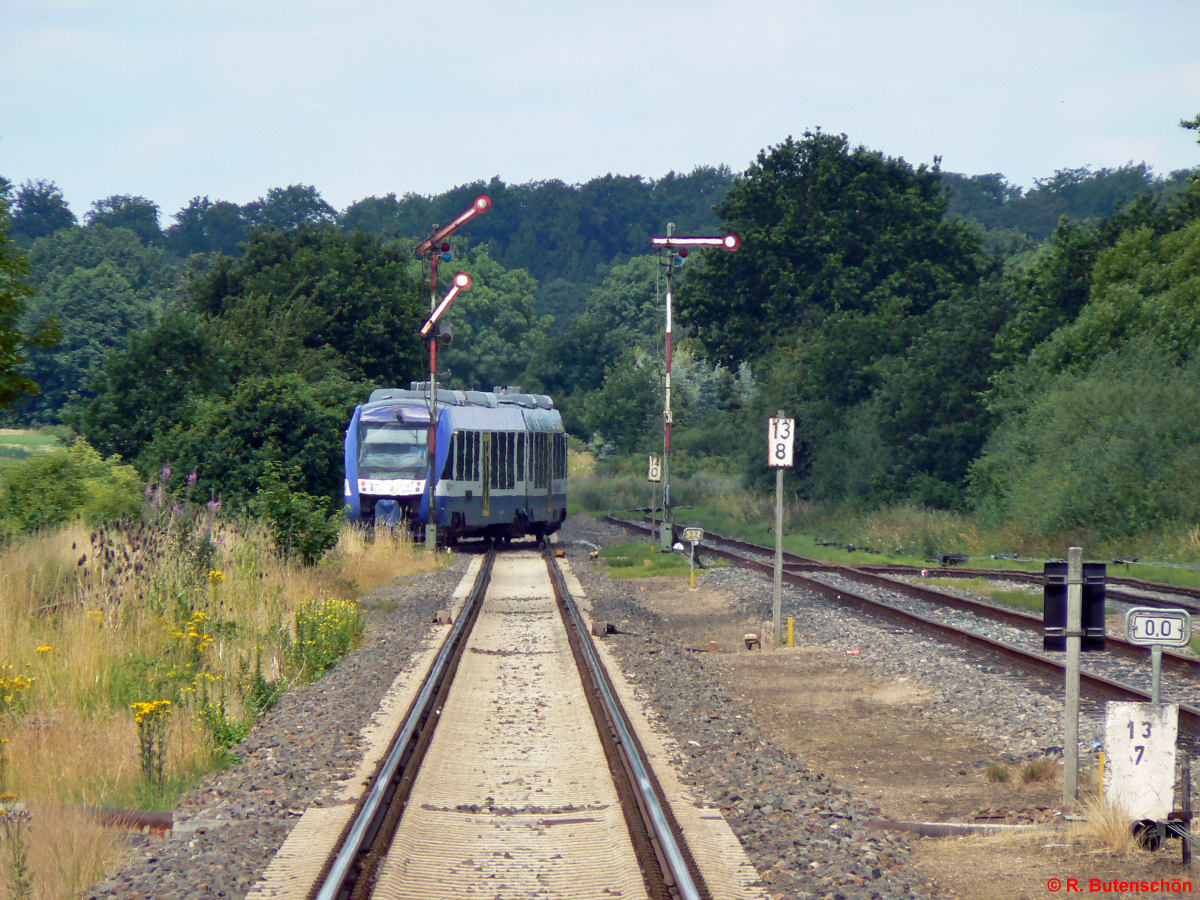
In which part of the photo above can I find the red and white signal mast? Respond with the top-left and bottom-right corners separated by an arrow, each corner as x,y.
649,226 -> 741,550
416,195 -> 491,548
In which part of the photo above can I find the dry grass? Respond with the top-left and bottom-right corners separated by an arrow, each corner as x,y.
984,762 -> 1010,783
332,524 -> 438,595
1070,796 -> 1141,855
0,515 -> 440,899
1020,757 -> 1059,784
15,803 -> 128,900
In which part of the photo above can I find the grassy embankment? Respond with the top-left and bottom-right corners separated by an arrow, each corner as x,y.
0,430 -> 443,899
568,442 -> 1200,592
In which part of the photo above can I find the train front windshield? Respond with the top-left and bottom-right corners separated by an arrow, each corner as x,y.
357,425 -> 428,479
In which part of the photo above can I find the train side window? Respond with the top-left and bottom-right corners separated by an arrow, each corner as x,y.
474,431 -> 481,482
442,433 -> 455,480
490,432 -> 499,489
506,433 -> 515,489
516,432 -> 525,481
534,432 -> 547,489
496,432 -> 506,490
455,431 -> 465,480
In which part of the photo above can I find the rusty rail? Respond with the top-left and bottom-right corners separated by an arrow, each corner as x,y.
606,516 -> 1200,733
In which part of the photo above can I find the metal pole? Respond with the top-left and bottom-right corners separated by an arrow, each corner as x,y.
1064,545 -> 1083,806
689,541 -> 696,591
651,481 -> 658,543
773,438 -> 784,645
1182,748 -> 1192,866
659,224 -> 675,552
426,251 -> 439,551
1152,645 -> 1163,703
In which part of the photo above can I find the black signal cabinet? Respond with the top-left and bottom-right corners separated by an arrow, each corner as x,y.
1043,561 -> 1106,652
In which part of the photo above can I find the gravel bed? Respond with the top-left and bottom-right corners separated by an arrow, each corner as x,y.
84,557 -> 469,900
562,518 -> 938,900
708,564 -> 1106,758
799,569 -> 1200,708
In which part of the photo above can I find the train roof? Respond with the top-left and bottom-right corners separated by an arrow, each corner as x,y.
366,385 -> 555,410
360,385 -> 562,432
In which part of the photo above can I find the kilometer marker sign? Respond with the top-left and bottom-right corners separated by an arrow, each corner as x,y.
1125,607 -> 1192,648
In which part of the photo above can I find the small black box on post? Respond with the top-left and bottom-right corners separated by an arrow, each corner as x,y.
1043,561 -> 1106,652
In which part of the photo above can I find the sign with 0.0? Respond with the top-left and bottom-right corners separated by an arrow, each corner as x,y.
1125,607 -> 1191,647
768,417 -> 795,468
647,455 -> 662,483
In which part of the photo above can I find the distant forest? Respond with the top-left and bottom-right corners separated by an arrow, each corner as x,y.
2,122 -> 1199,546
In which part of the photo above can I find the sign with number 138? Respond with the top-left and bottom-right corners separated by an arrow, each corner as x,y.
768,417 -> 795,468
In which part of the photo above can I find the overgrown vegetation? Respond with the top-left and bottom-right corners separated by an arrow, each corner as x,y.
598,541 -> 695,579
0,474 -> 436,897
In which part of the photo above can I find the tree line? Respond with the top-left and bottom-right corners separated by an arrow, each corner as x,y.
1,121 -> 1197,543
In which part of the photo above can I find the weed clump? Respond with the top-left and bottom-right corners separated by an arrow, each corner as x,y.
1020,757 -> 1058,784
984,762 -> 1010,783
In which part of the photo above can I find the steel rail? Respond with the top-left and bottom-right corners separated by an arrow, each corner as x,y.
544,549 -> 708,900
620,515 -> 1200,610
313,547 -> 496,900
605,516 -> 1200,732
607,516 -> 1200,676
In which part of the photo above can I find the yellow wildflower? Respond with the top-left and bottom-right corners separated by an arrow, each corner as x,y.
35,645 -> 51,655
207,570 -> 225,585
130,699 -> 172,724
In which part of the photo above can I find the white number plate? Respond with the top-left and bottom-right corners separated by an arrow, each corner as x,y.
358,478 -> 425,496
1125,607 -> 1191,648
647,455 -> 662,483
768,417 -> 795,468
683,527 -> 703,543
1104,701 -> 1178,820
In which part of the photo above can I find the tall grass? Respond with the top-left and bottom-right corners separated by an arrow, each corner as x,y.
575,455 -> 1200,586
0,510 -> 438,899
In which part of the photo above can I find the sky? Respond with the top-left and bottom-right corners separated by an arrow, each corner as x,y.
2,0 -> 1199,220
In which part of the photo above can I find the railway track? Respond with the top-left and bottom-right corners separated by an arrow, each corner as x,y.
605,516 -> 1200,733
632,518 -> 1200,613
250,544 -> 757,900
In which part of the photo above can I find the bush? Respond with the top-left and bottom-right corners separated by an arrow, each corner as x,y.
251,462 -> 343,565
0,440 -> 142,532
970,342 -> 1200,540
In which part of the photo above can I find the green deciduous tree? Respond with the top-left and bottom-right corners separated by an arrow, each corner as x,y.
0,184 -> 58,408
189,225 -> 425,385
431,244 -> 551,391
11,180 -> 76,243
971,342 -> 1200,539
681,132 -> 989,368
71,310 -> 229,462
85,195 -> 163,245
147,373 -> 362,508
167,196 -> 249,256
244,185 -> 335,231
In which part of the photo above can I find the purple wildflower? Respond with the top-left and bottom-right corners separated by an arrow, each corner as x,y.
161,466 -> 172,480
188,469 -> 198,486
206,499 -> 222,513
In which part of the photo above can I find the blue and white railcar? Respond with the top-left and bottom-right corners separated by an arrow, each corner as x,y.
344,385 -> 568,542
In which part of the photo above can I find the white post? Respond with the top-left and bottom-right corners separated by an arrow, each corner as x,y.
1064,546 -> 1083,806
773,416 -> 785,644
659,224 -> 675,552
